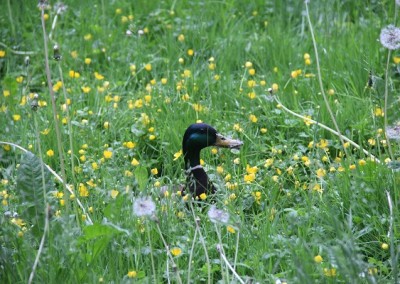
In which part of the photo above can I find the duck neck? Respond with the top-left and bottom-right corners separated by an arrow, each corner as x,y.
183,149 -> 201,170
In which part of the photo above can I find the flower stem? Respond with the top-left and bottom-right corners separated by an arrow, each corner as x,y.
383,50 -> 394,160
305,1 -> 348,157
40,7 -> 69,211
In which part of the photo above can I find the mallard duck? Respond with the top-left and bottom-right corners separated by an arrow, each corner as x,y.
182,123 -> 243,198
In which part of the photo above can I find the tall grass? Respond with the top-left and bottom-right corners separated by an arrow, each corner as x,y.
0,0 -> 399,283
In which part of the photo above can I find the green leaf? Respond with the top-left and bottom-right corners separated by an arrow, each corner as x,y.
103,195 -> 124,219
16,152 -> 55,236
1,76 -> 18,95
81,223 -> 122,241
134,166 -> 148,191
84,236 -> 112,263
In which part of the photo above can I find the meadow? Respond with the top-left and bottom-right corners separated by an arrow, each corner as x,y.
0,0 -> 399,283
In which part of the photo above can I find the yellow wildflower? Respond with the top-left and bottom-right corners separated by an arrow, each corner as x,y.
227,225 -> 236,234
323,268 -> 337,277
127,271 -> 137,278
81,86 -> 91,93
249,114 -> 258,123
103,150 -> 113,159
131,158 -> 140,166
177,34 -> 185,42
173,150 -> 182,160
244,173 -> 256,183
314,255 -> 323,263
79,183 -> 89,197
110,190 -> 119,199
170,247 -> 182,257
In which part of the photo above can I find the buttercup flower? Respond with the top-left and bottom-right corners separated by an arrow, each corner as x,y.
314,255 -> 323,263
170,247 -> 182,256
127,270 -> 137,278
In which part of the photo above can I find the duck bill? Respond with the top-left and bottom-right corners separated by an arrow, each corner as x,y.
214,133 -> 243,149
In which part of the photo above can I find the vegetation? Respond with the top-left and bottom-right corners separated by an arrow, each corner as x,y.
0,0 -> 399,283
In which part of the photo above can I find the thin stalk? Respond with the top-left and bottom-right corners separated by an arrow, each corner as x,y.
187,221 -> 198,284
49,7 -> 64,40
40,7 -> 69,210
28,112 -> 50,284
214,224 -> 229,283
216,244 -> 245,284
28,204 -> 49,284
305,1 -> 348,157
33,114 -> 48,202
385,190 -> 398,283
154,220 -> 183,284
57,63 -> 76,185
189,201 -> 211,284
0,42 -> 35,55
383,50 -> 394,160
7,0 -> 16,39
146,222 -> 157,283
233,230 -> 240,271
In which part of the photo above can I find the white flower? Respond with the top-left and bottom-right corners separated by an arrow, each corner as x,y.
207,205 -> 230,224
386,125 -> 400,140
54,2 -> 68,14
380,25 -> 400,50
133,196 -> 156,217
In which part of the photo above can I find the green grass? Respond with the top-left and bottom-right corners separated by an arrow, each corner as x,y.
1,0 -> 399,283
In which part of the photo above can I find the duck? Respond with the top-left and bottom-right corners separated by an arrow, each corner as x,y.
181,123 -> 243,198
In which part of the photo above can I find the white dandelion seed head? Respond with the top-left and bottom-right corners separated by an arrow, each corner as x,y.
386,125 -> 400,140
380,25 -> 400,50
54,2 -> 68,14
397,0 -> 400,6
207,205 -> 230,224
133,196 -> 156,217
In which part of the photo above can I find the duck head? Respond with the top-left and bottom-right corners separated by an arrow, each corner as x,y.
182,123 -> 243,197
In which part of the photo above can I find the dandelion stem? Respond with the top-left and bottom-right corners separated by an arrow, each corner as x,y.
233,230 -> 240,271
154,221 -> 182,284
27,111 -> 50,284
146,222 -> 157,283
33,113 -> 48,204
187,221 -> 198,284
385,190 -> 398,283
57,63 -> 77,185
214,224 -> 229,282
49,11 -> 59,40
304,1 -> 348,157
383,50 -> 394,160
189,201 -> 211,284
40,7 -> 69,211
28,204 -> 50,284
216,244 -> 245,284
